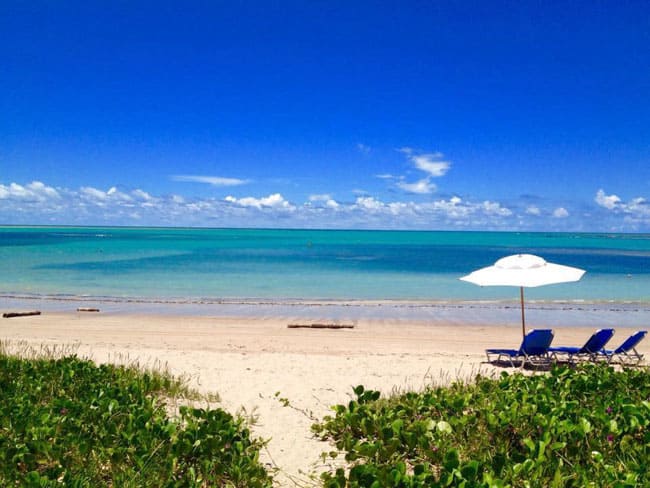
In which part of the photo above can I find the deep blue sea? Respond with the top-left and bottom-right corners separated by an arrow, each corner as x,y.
2,227 -> 650,326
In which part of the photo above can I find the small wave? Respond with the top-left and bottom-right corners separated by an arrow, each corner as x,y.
2,292 -> 650,312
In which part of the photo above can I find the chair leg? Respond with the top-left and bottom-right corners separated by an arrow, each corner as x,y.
496,353 -> 515,367
618,349 -> 643,366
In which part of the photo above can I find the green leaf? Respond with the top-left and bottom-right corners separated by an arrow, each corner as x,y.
436,420 -> 452,434
609,419 -> 618,434
391,419 -> 404,434
523,438 -> 535,452
460,460 -> 479,480
444,448 -> 460,471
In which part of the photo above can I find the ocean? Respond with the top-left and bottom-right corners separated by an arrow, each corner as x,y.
1,226 -> 650,327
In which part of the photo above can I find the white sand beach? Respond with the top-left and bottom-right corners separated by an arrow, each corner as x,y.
1,312 -> 648,486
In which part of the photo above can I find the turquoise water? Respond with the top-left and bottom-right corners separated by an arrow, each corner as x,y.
1,226 -> 650,304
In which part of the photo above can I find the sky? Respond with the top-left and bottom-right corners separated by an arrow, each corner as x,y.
1,1 -> 649,231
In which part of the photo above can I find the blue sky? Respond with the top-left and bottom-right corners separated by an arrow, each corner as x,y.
1,1 -> 649,230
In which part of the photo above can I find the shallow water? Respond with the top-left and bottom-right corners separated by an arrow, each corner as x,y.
1,226 -> 650,327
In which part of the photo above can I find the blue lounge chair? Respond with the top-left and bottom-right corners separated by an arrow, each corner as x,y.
549,328 -> 615,363
597,330 -> 647,365
485,329 -> 555,367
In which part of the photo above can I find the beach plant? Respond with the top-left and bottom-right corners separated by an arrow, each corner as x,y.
0,352 -> 272,487
313,364 -> 650,487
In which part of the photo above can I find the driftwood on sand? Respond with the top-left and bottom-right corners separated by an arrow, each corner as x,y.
287,323 -> 355,329
3,311 -> 42,318
77,307 -> 100,312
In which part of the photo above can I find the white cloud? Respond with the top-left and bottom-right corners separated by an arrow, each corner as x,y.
6,183 -> 30,199
526,205 -> 541,216
27,181 -> 60,199
390,148 -> 451,195
375,174 -> 395,180
354,196 -> 384,211
424,196 -> 509,220
107,187 -> 133,201
482,201 -> 513,217
80,186 -> 110,201
348,194 -> 513,224
595,189 -> 650,224
132,189 -> 154,201
172,175 -> 249,186
627,197 -> 650,215
309,194 -> 339,209
553,207 -> 569,218
356,143 -> 371,154
224,193 -> 294,210
397,148 -> 449,176
80,186 -> 134,204
325,199 -> 339,209
428,196 -> 471,219
0,181 -> 60,201
411,154 -> 450,177
396,178 -> 437,194
595,189 -> 621,210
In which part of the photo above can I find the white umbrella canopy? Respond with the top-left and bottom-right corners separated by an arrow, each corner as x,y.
460,254 -> 586,337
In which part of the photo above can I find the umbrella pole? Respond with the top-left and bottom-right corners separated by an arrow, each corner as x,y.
520,286 -> 526,337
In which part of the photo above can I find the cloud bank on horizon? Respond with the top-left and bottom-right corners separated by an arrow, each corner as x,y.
3,145 -> 647,231
1,177 -> 647,232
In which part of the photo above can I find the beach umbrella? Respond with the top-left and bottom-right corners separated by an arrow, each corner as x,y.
460,254 -> 585,338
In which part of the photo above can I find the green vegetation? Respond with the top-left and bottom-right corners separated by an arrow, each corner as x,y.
313,364 -> 650,487
3,342 -> 648,488
0,351 -> 272,487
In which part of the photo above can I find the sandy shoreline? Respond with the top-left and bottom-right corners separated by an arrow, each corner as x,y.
1,311 -> 648,486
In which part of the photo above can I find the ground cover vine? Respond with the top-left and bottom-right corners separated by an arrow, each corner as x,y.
0,352 -> 272,487
313,364 -> 650,487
